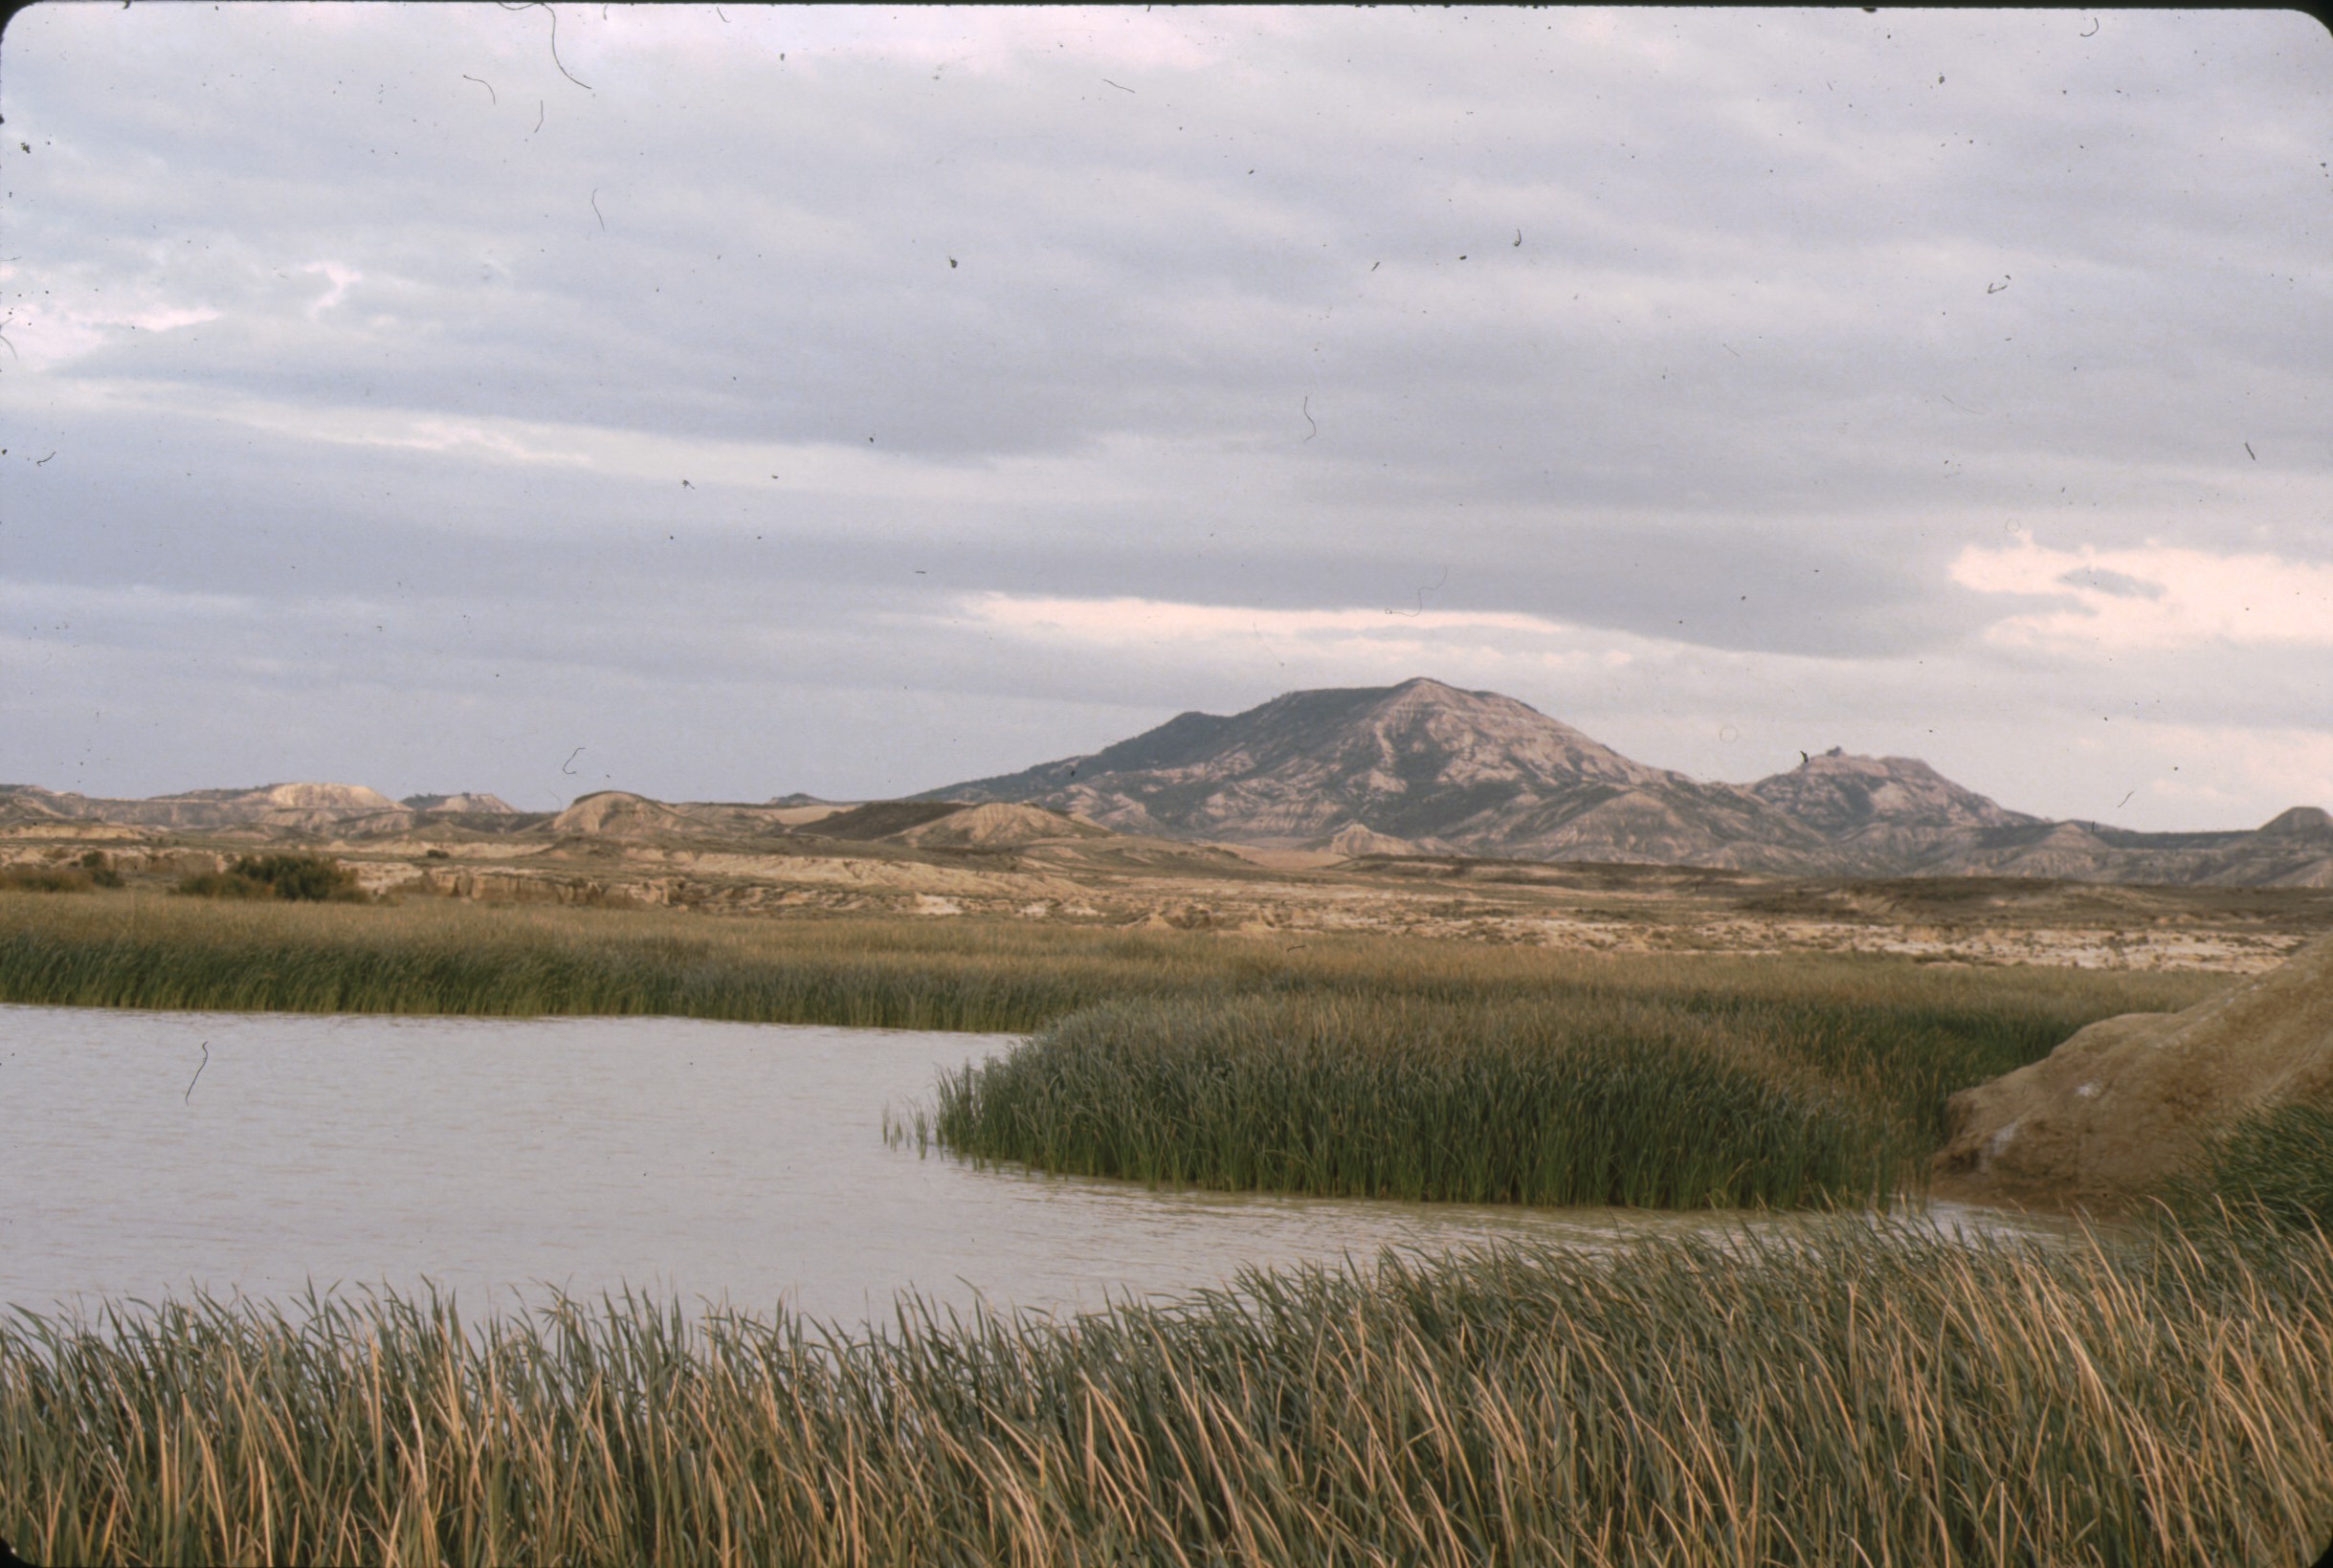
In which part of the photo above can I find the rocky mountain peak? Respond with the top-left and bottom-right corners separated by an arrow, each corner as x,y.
2259,805 -> 2333,840
1745,749 -> 2034,840
925,676 -> 1809,862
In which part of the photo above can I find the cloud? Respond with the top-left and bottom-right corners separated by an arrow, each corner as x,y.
2,5 -> 2327,828
1953,531 -> 2333,651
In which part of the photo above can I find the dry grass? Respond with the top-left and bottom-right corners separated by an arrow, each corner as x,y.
0,890 -> 2219,1036
4,1217 -> 2328,1566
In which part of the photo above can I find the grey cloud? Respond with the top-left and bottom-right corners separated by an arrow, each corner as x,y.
5,5 -> 2328,825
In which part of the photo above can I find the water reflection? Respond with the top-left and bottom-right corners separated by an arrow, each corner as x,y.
0,1005 -> 2078,1327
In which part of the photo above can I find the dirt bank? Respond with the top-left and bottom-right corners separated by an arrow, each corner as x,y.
1934,934 -> 2333,1208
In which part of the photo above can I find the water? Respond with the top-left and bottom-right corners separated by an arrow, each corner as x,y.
0,1005 -> 2076,1327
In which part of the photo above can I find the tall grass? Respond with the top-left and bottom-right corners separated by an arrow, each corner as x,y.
3,892 -> 2226,1210
0,894 -> 1192,1030
922,961 -> 2227,1208
5,1218 -> 2329,1566
929,994 -> 1920,1208
2164,1101 -> 2333,1235
0,890 -> 2218,1044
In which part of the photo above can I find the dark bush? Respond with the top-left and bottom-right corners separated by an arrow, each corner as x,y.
174,853 -> 367,903
78,850 -> 124,889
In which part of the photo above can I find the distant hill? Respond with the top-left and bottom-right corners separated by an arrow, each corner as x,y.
0,782 -> 404,833
401,792 -> 518,815
924,677 -> 1836,872
924,677 -> 2333,887
8,687 -> 2327,887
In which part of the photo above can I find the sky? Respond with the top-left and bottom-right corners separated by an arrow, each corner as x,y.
2,4 -> 2328,828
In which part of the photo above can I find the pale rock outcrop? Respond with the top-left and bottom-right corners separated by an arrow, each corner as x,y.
1323,823 -> 1426,858
549,792 -> 708,838
1934,934 -> 2333,1205
891,802 -> 1110,850
402,792 -> 519,814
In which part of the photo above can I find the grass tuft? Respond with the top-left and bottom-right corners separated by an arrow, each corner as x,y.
2163,1100 -> 2333,1235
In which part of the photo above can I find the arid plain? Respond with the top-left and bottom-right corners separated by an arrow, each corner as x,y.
9,786 -> 2329,975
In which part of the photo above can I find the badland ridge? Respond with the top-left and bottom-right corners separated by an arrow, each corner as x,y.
927,677 -> 2333,888
4,676 -> 2327,888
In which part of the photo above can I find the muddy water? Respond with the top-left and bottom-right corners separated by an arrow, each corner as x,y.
0,1005 -> 2077,1327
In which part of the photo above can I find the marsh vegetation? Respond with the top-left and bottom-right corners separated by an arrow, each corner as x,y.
4,894 -> 2323,1563
0,892 -> 2225,1212
927,993 -> 1922,1209
3,1213 -> 2327,1567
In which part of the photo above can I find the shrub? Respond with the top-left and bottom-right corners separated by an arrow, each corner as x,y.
175,853 -> 367,903
78,850 -> 124,888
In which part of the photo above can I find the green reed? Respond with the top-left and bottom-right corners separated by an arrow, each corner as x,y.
5,1217 -> 2328,1567
929,993 -> 1922,1208
921,959 -> 2230,1208
2164,1101 -> 2333,1235
2,892 -> 2223,1210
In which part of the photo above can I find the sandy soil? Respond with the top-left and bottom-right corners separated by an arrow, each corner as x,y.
13,822 -> 2329,974
1936,933 -> 2333,1206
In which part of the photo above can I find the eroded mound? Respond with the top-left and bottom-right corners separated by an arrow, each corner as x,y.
1934,934 -> 2333,1205
549,792 -> 705,838
892,802 -> 1110,850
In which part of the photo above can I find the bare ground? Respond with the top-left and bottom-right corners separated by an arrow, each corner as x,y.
11,821 -> 2329,974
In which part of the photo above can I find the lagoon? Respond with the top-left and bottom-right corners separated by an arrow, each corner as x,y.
1,1005 -> 2071,1326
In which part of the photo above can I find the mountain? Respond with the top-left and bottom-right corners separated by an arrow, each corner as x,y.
1744,746 -> 2040,873
924,677 -> 2333,885
0,782 -> 404,832
1747,747 -> 2036,839
926,677 -> 1842,872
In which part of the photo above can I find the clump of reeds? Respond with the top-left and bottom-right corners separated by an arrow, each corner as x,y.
2163,1100 -> 2333,1235
929,993 -> 1920,1208
4,1217 -> 2328,1566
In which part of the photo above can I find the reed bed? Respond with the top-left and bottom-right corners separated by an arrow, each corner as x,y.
3,892 -> 2222,1210
2165,1102 -> 2333,1235
920,961 -> 2220,1208
0,890 -> 2214,1046
0,894 -> 1199,1031
5,1217 -> 2329,1567
927,994 -> 1920,1208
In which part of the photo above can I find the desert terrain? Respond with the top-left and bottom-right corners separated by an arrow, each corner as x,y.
7,788 -> 2328,976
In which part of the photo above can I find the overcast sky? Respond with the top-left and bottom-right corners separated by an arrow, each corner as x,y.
3,5 -> 2327,828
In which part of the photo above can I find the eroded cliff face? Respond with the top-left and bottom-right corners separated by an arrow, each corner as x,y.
1934,934 -> 2333,1206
